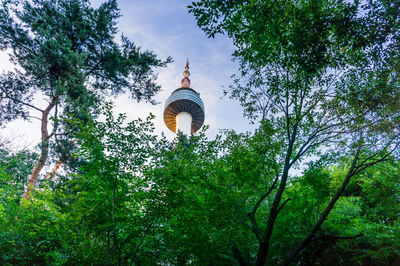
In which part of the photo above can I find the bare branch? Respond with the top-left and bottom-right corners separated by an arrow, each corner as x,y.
1,94 -> 44,113
26,115 -> 42,121
353,143 -> 399,176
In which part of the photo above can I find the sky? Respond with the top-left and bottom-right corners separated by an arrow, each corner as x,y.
1,0 -> 254,148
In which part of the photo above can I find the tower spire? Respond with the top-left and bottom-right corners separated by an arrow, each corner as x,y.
181,58 -> 191,88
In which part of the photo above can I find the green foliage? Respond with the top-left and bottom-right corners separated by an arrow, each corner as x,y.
142,122 -> 282,264
0,147 -> 37,197
189,0 -> 400,264
0,0 -> 172,191
1,1 -> 399,265
0,105 -> 399,265
0,172 -> 68,264
0,105 -> 162,264
0,0 -> 171,122
289,161 -> 400,265
59,103 -> 160,264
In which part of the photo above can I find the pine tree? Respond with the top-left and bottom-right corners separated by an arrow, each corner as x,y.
0,0 -> 171,200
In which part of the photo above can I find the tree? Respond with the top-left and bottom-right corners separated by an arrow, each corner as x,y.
0,104 -> 163,264
0,152 -> 67,264
0,0 -> 171,200
133,121 -> 284,264
0,147 -> 37,197
302,159 -> 400,265
143,131 -> 231,264
189,0 -> 400,264
58,103 -> 174,265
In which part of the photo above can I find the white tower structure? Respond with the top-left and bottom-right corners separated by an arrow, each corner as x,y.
164,60 -> 205,137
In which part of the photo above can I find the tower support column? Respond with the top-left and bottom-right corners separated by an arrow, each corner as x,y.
176,112 -> 192,136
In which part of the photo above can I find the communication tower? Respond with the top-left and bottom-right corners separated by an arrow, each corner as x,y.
163,60 -> 205,136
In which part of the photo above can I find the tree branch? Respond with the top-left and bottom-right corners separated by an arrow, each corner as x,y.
22,95 -> 58,201
283,145 -> 362,265
352,143 -> 398,176
248,177 -> 278,241
255,127 -> 298,266
1,94 -> 44,113
252,177 -> 278,217
277,198 -> 291,214
129,223 -> 153,266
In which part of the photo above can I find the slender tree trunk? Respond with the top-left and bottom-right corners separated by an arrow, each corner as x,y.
255,136 -> 295,266
23,96 -> 57,201
255,166 -> 289,266
129,223 -> 153,266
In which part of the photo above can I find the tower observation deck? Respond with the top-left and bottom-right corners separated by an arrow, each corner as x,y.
163,60 -> 205,136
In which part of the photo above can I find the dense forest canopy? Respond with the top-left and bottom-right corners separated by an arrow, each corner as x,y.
1,0 -> 399,265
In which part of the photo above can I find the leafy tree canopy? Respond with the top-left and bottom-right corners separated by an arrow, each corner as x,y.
189,0 -> 400,264
0,0 -> 171,200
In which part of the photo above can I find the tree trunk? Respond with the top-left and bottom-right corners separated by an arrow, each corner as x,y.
255,167 -> 289,266
46,158 -> 63,181
45,140 -> 75,181
22,96 -> 57,201
129,223 -> 153,266
255,135 -> 295,266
